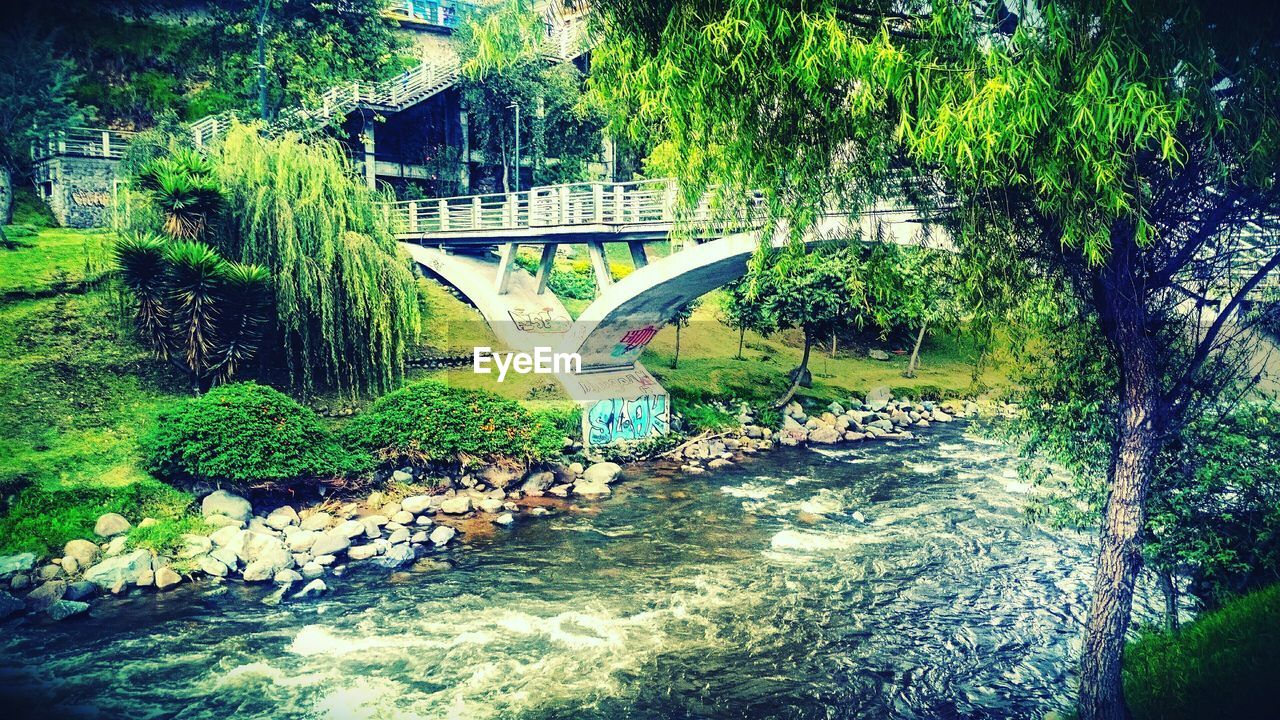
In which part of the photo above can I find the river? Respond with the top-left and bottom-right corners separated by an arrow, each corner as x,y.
2,424 -> 1137,720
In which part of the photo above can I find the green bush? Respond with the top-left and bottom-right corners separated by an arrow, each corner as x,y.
681,403 -> 737,432
1124,583 -> 1280,720
342,380 -> 565,466
142,382 -> 365,490
537,405 -> 582,440
0,479 -> 193,556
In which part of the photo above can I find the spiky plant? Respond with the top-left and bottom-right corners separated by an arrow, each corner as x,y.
164,240 -> 227,379
114,232 -> 172,356
137,149 -> 223,240
212,261 -> 272,383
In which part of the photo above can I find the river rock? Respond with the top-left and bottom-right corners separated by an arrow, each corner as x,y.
494,513 -> 515,526
440,496 -> 472,514
64,581 -> 98,602
808,426 -> 841,444
348,544 -> 379,561
94,513 -> 131,538
429,526 -> 456,546
477,465 -> 522,489
287,530 -> 320,552
300,562 -> 324,579
0,553 -> 36,577
62,540 -> 99,569
274,569 -> 303,584
331,520 -> 366,540
313,554 -> 336,566
294,579 -> 327,599
59,557 -> 79,575
574,481 -> 611,497
520,471 -> 555,495
386,528 -> 411,545
0,591 -> 24,619
391,469 -> 414,484
9,574 -> 30,591
374,544 -> 414,569
310,533 -> 351,557
26,580 -> 67,611
266,506 -> 300,530
204,514 -> 245,530
784,401 -> 804,418
399,495 -> 432,514
202,490 -> 252,523
47,599 -> 90,621
392,511 -> 414,525
155,566 -> 182,591
179,534 -> 213,559
866,385 -> 892,411
932,409 -> 953,422
708,458 -> 734,469
299,512 -> 333,532
199,556 -> 229,577
240,537 -> 293,582
83,550 -> 152,589
477,497 -> 504,514
582,462 -> 622,486
868,348 -> 891,361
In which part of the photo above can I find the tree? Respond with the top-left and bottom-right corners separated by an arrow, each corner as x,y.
136,148 -> 224,240
669,298 -> 701,368
861,244 -> 959,377
0,27 -> 85,228
719,277 -> 775,359
592,2 -> 1280,717
457,0 -> 604,191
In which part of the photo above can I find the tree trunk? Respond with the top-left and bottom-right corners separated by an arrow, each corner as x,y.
831,329 -> 837,358
1079,256 -> 1164,720
1157,569 -> 1180,634
672,324 -> 681,368
0,164 -> 13,227
905,319 -> 929,378
737,326 -> 745,360
775,329 -> 813,407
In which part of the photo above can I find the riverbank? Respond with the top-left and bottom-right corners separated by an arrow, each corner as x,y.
0,384 -> 990,622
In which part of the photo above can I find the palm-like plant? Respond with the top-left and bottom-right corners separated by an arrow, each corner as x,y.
212,261 -> 272,382
137,149 -> 223,240
114,232 -> 172,357
164,240 -> 227,379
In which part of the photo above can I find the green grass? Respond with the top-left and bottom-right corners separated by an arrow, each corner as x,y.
0,226 -> 116,297
0,227 -> 195,557
1124,583 -> 1280,720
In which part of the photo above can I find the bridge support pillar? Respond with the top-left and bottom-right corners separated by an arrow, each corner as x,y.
627,241 -> 648,269
494,242 -> 518,294
587,241 -> 613,290
534,243 -> 558,294
560,364 -> 670,447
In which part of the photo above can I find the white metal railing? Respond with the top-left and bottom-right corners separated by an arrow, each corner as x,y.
31,127 -> 137,161
383,179 -> 774,236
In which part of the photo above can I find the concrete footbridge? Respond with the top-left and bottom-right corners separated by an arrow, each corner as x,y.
390,179 -> 947,444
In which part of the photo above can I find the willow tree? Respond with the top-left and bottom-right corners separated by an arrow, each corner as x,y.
214,124 -> 421,400
591,1 -> 1280,718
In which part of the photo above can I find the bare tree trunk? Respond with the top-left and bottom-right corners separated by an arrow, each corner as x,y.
737,326 -> 745,360
672,324 -> 681,368
905,319 -> 929,378
831,329 -> 837,358
1080,253 -> 1163,720
775,329 -> 813,407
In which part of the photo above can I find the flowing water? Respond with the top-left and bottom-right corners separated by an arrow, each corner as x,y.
2,424 -> 1144,720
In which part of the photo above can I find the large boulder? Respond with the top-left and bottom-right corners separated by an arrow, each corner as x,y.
574,481 -> 611,497
476,465 -> 522,489
154,567 -> 182,591
25,580 -> 67,611
808,426 -> 843,444
520,471 -> 556,495
83,550 -> 152,589
299,512 -> 333,531
865,385 -> 892,411
265,506 -> 300,530
374,544 -> 414,569
238,535 -> 293,581
399,495 -> 432,514
201,490 -> 253,523
428,526 -> 456,546
0,553 -> 36,578
331,520 -> 366,540
581,462 -> 622,486
93,513 -> 132,538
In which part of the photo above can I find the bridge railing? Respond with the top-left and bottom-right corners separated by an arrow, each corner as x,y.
384,178 -> 777,237
32,127 -> 137,162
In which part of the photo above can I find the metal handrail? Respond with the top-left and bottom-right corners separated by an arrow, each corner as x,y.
31,127 -> 137,161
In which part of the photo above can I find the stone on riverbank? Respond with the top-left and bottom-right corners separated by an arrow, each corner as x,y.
301,562 -> 324,579
299,512 -> 333,531
374,544 -> 414,569
84,550 -> 152,589
155,567 -> 182,591
400,495 -> 432,514
94,513 -> 131,538
348,544 -> 379,561
64,581 -> 98,602
25,580 -> 66,611
63,539 -> 99,568
274,569 -> 303,584
202,490 -> 252,523
199,556 -> 229,577
429,526 -> 456,546
294,579 -> 327,599
47,599 -> 90,621
0,591 -> 24,619
440,496 -> 472,514
582,462 -> 623,486
0,553 -> 36,577
266,506 -> 300,530
310,531 -> 351,557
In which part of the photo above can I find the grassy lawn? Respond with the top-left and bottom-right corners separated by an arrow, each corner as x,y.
0,225 -> 117,298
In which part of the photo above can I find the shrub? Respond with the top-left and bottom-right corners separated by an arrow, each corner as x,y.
681,403 -> 737,432
1124,583 -> 1280,720
342,380 -> 565,466
142,382 -> 365,490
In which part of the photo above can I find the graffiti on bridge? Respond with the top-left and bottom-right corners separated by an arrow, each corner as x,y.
586,394 -> 670,444
508,306 -> 571,333
609,325 -> 659,358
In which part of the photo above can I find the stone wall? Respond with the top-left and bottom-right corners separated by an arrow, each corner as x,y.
34,156 -> 121,229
